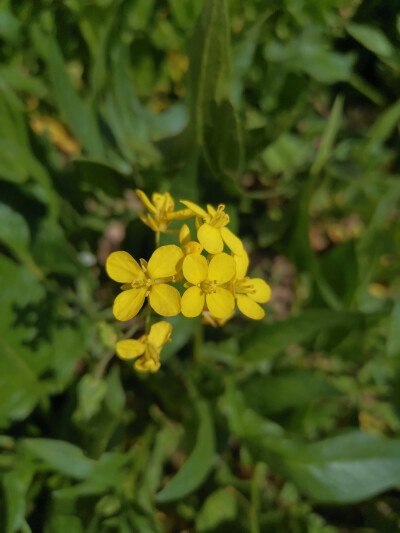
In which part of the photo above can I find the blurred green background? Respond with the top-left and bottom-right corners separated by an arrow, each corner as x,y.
1,0 -> 400,531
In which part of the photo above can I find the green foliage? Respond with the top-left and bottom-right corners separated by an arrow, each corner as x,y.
1,0 -> 400,531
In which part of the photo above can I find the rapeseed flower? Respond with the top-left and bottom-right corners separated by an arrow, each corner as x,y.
136,189 -> 192,233
116,321 -> 172,373
181,253 -> 236,318
180,201 -> 244,255
106,245 -> 183,321
231,251 -> 271,320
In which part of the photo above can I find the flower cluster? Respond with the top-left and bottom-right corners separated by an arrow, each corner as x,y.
106,191 -> 271,372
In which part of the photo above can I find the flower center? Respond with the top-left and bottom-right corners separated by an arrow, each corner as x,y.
208,204 -> 230,228
199,279 -> 218,294
131,276 -> 153,290
234,277 -> 256,296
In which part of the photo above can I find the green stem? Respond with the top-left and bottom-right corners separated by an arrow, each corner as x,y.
155,231 -> 160,248
194,318 -> 203,362
145,305 -> 152,334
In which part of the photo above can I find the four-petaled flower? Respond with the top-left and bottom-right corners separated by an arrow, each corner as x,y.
232,251 -> 271,320
116,321 -> 172,373
181,253 -> 236,318
106,245 -> 184,321
180,201 -> 244,255
136,189 -> 192,233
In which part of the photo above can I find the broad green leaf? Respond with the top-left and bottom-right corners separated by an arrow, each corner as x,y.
21,439 -> 94,480
241,371 -> 340,415
156,398 -> 215,502
219,382 -> 284,439
54,452 -> 132,500
189,0 -> 243,180
75,374 -> 108,422
347,23 -> 394,57
196,488 -> 238,532
277,432 -> 400,503
0,202 -> 29,254
262,133 -> 311,176
0,340 -> 44,428
240,310 -> 364,363
47,35 -> 104,157
48,516 -> 84,533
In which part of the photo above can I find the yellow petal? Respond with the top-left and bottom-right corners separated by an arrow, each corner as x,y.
149,283 -> 181,316
139,212 -> 158,231
116,339 -> 145,360
197,223 -> 224,254
208,253 -> 236,284
147,245 -> 184,279
236,294 -> 265,320
179,224 -> 191,246
106,251 -> 145,283
113,288 -> 147,321
168,208 -> 193,220
233,250 -> 249,279
220,227 -> 244,255
183,254 -> 208,285
180,200 -> 209,219
207,204 -> 216,216
206,287 -> 234,319
148,321 -> 172,347
134,357 -> 160,373
251,279 -> 271,303
181,286 -> 205,317
136,189 -> 156,213
152,192 -> 174,211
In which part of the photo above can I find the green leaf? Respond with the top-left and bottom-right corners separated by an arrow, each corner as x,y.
2,464 -> 34,533
240,310 -> 364,363
47,35 -> 104,157
196,488 -> 238,532
262,133 -> 312,176
277,431 -> 400,503
21,439 -> 94,480
75,374 -> 108,422
0,202 -> 29,253
219,382 -> 284,439
241,371 -> 340,415
319,240 -> 358,308
387,297 -> 400,357
0,340 -> 44,428
189,0 -> 243,180
48,516 -> 84,533
347,23 -> 394,58
365,98 -> 400,147
156,398 -> 215,503
311,94 -> 344,176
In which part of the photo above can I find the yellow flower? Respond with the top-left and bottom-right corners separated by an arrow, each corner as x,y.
181,253 -> 236,319
106,245 -> 184,321
136,189 -> 192,233
232,251 -> 271,320
180,201 -> 244,255
179,224 -> 203,256
116,321 -> 172,373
